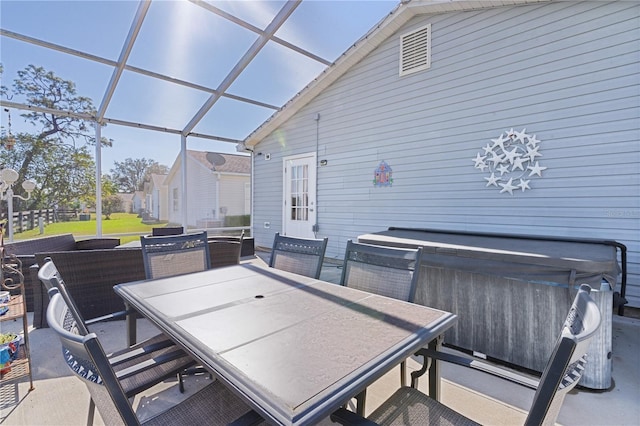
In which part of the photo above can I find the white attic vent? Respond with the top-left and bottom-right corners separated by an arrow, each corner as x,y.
399,23 -> 431,76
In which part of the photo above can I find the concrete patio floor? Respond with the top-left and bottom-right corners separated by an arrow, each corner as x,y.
1,254 -> 639,425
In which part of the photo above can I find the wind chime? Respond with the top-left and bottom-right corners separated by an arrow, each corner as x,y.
3,108 -> 15,150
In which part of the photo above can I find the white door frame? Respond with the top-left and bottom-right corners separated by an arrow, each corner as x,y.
282,152 -> 317,238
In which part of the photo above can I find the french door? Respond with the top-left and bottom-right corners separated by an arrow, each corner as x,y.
283,153 -> 316,238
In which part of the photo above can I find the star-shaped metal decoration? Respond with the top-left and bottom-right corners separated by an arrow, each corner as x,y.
488,151 -> 505,164
485,173 -> 500,187
528,161 -> 547,177
513,128 -> 527,143
472,128 -> 547,195
499,178 -> 518,195
473,153 -> 486,169
527,134 -> 540,147
518,179 -> 531,191
491,134 -> 507,151
497,164 -> 510,175
512,155 -> 527,171
526,145 -> 542,162
503,148 -> 520,165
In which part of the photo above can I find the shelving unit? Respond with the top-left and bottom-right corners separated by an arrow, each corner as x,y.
1,256 -> 34,391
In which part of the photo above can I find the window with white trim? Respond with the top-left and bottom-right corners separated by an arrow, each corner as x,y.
399,23 -> 431,76
172,187 -> 179,212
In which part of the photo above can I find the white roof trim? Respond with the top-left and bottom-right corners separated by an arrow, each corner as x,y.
244,0 -> 552,148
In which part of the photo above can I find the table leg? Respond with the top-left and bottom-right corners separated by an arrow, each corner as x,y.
125,302 -> 137,347
355,389 -> 367,416
428,334 -> 444,401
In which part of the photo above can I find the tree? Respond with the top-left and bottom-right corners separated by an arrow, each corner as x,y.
102,195 -> 123,220
0,132 -> 95,209
110,158 -> 168,192
1,65 -> 113,210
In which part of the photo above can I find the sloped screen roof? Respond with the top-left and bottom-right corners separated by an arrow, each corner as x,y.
1,0 -> 396,166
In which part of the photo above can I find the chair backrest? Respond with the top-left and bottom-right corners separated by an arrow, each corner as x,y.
208,231 -> 244,268
38,259 -> 90,335
525,284 -> 601,426
340,240 -> 423,302
268,232 -> 328,279
151,226 -> 184,237
47,288 -> 140,425
140,231 -> 211,279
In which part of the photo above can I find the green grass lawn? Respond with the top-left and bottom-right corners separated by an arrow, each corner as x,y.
14,213 -> 158,244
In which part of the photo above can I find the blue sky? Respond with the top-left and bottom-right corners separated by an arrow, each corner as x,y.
1,0 -> 397,172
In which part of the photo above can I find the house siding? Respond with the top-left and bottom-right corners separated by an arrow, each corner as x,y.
252,1 -> 640,307
219,175 -> 250,217
166,153 -> 251,227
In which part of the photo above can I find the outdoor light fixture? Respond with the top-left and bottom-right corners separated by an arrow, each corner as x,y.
0,168 -> 37,242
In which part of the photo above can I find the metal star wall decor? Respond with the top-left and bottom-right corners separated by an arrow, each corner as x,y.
472,128 -> 546,195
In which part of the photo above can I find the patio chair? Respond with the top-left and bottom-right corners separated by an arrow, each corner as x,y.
268,232 -> 328,279
151,226 -> 184,236
38,260 -> 197,425
340,240 -> 423,302
339,240 -> 424,413
208,230 -> 245,269
46,288 -> 264,426
140,231 -> 212,379
140,231 -> 210,279
331,283 -> 602,426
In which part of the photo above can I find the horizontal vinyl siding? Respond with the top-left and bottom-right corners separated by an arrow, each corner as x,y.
252,1 -> 640,306
186,160 -> 217,227
219,175 -> 250,216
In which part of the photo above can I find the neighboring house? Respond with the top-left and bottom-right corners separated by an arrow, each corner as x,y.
115,192 -> 133,213
165,150 -> 250,227
131,191 -> 145,214
244,1 -> 639,306
145,173 -> 169,221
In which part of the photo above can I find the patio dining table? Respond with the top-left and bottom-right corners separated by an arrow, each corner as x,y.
114,263 -> 457,425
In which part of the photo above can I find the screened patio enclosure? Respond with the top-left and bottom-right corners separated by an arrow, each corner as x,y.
0,0 -> 397,234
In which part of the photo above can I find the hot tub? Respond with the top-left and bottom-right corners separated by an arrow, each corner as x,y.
358,227 -> 623,390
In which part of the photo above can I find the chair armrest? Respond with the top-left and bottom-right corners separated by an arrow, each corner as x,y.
84,309 -> 133,326
413,348 -> 539,390
330,408 -> 378,426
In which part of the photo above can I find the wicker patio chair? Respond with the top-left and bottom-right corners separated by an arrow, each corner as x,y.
151,226 -> 184,236
33,248 -> 145,327
140,231 -> 210,279
46,288 -> 263,426
331,284 -> 602,426
208,231 -> 244,269
340,240 -> 424,413
268,232 -> 328,279
38,260 -> 197,425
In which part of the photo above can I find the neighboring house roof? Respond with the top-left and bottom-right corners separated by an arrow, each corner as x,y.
187,150 -> 251,174
165,150 -> 251,183
188,150 -> 251,174
243,0 -> 550,148
150,173 -> 167,189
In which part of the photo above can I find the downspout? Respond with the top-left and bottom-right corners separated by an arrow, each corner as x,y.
181,134 -> 188,230
95,121 -> 102,237
314,113 -> 320,238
